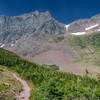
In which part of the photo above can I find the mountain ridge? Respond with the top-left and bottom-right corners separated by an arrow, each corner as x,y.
0,11 -> 66,57
66,13 -> 100,35
0,11 -> 65,43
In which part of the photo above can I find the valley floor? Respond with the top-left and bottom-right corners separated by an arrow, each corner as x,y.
4,34 -> 100,77
28,39 -> 100,77
32,48 -> 100,77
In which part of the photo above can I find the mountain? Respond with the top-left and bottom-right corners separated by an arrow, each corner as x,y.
0,11 -> 65,42
0,11 -> 66,56
66,14 -> 100,35
1,11 -> 100,100
1,11 -> 100,75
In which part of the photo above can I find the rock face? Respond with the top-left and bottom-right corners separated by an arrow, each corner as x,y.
0,11 -> 65,43
0,11 -> 66,57
66,14 -> 100,34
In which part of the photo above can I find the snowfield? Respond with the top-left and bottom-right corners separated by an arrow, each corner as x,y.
11,44 -> 14,47
97,29 -> 100,32
85,24 -> 99,31
65,24 -> 70,31
71,32 -> 86,35
0,44 -> 5,48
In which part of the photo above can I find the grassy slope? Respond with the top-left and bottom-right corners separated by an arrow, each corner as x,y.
0,65 -> 23,100
68,32 -> 100,66
0,48 -> 100,100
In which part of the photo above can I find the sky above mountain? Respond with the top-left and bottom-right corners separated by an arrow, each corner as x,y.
0,0 -> 100,24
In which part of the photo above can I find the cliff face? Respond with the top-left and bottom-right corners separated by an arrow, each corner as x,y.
0,11 -> 65,43
0,11 -> 66,57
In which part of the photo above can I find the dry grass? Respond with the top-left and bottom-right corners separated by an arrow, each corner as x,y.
0,65 -> 23,100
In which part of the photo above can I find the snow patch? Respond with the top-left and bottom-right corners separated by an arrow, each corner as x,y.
97,29 -> 100,32
71,32 -> 86,35
65,24 -> 70,31
85,24 -> 99,31
11,44 -> 14,47
0,44 -> 5,48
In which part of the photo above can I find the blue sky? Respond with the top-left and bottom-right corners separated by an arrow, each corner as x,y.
0,0 -> 100,24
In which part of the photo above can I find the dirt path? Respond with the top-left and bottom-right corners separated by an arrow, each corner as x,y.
12,73 -> 30,100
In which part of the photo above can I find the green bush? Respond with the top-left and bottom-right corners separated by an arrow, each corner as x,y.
0,83 -> 9,90
49,36 -> 64,43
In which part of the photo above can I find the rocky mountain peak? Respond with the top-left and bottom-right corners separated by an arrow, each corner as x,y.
0,11 -> 65,43
33,10 -> 39,15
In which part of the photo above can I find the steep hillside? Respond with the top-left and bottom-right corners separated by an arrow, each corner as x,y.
0,11 -> 65,43
0,48 -> 100,100
0,11 -> 65,57
68,31 -> 100,66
